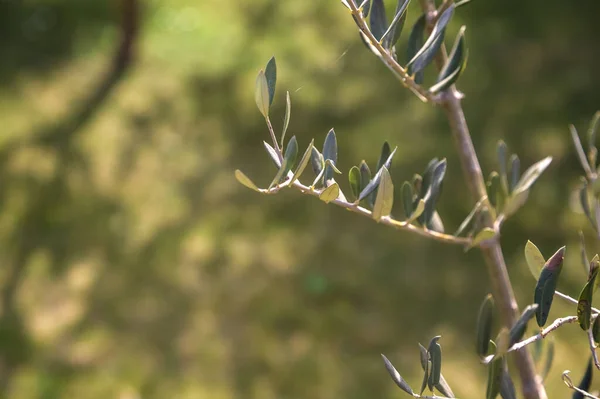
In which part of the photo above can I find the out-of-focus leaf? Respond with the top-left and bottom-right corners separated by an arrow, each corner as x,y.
580,231 -> 591,275
381,0 -> 411,49
572,359 -> 593,399
486,348 -> 503,399
264,141 -> 281,168
497,141 -> 508,193
372,167 -> 394,220
407,199 -> 425,223
420,159 -> 447,228
509,154 -> 520,193
513,157 -> 552,194
579,181 -> 596,230
407,5 -> 455,75
349,166 -> 361,200
503,188 -> 529,217
281,91 -> 291,146
589,255 -> 600,283
319,183 -> 340,203
322,128 -> 338,183
455,0 -> 472,6
593,315 -> 600,344
429,26 -> 468,93
265,56 -> 277,106
429,211 -> 445,233
454,200 -> 483,236
476,294 -> 494,357
540,340 -> 554,382
359,161 -> 372,202
369,0 -> 388,41
412,173 -> 423,194
577,268 -> 599,330
570,124 -> 593,177
427,336 -> 442,391
255,70 -> 270,118
494,328 -> 510,357
499,359 -> 517,399
469,228 -> 495,249
588,111 -> 600,168
370,142 -> 392,207
487,171 -> 502,209
525,240 -> 545,279
401,181 -> 414,218
361,0 -> 371,17
417,343 -> 454,397
269,136 -> 298,189
235,170 -> 261,192
290,139 -> 314,185
311,147 -> 324,185
509,304 -> 538,346
534,246 -> 566,327
420,357 -> 430,395
381,354 -> 414,395
405,15 -> 426,83
358,147 -> 398,201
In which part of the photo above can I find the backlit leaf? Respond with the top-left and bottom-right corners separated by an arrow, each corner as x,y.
570,124 -> 593,177
372,167 -> 394,220
513,157 -> 552,194
509,154 -> 520,193
525,240 -> 545,279
255,70 -> 270,118
358,147 -> 398,201
381,0 -> 411,49
407,199 -> 425,223
534,246 -> 566,327
349,166 -> 361,200
319,183 -> 340,204
470,228 -> 496,249
290,139 -> 314,185
427,336 -> 442,391
370,142 -> 392,207
264,141 -> 281,168
235,170 -> 261,192
269,136 -> 298,189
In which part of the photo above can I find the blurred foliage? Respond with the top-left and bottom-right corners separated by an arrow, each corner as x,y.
0,0 -> 599,398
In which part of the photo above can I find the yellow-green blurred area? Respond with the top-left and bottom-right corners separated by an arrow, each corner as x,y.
0,0 -> 599,397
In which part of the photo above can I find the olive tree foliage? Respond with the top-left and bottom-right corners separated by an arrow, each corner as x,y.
235,0 -> 600,398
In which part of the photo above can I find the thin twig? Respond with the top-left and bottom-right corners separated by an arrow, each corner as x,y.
587,328 -> 600,369
507,316 -> 577,353
555,291 -> 600,314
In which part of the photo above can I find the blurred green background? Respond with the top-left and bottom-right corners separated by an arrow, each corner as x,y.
0,0 -> 599,397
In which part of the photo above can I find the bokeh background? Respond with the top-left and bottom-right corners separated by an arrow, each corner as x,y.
0,0 -> 599,397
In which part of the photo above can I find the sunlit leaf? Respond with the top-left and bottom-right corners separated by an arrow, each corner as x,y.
534,246 -> 566,327
235,170 -> 261,192
322,128 -> 338,183
469,228 -> 496,249
420,159 -> 447,228
369,0 -> 388,41
513,157 -> 552,194
369,142 -> 392,207
265,56 -> 277,106
429,26 -> 468,93
358,147 -> 398,201
570,124 -> 593,177
494,328 -> 510,357
349,166 -> 361,200
381,0 -> 411,49
255,70 -> 270,118
381,354 -> 414,395
577,267 -> 599,330
509,154 -> 520,193
476,294 -> 494,357
372,167 -> 394,220
405,15 -> 426,83
509,304 -> 538,346
281,91 -> 291,147
290,139 -> 314,185
319,183 -> 340,204
269,136 -> 298,189
311,147 -> 324,187
503,188 -> 529,217
525,240 -> 545,279
407,199 -> 425,223
407,5 -> 455,76
427,336 -> 442,391
264,141 -> 281,168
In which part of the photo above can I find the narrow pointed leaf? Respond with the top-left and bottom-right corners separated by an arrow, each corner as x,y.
269,136 -> 298,189
497,141 -> 508,192
429,26 -> 468,93
503,189 -> 529,217
381,0 -> 411,49
319,183 -> 340,204
509,304 -> 538,346
454,201 -> 482,236
407,5 -> 455,75
577,268 -> 600,330
311,147 -> 324,187
255,70 -> 270,118
470,228 -> 496,249
359,161 -> 372,192
358,147 -> 398,201
264,141 -> 281,168
534,246 -> 566,326
525,240 -> 545,279
370,142 -> 392,207
281,91 -> 291,146
570,124 -> 593,177
401,181 -> 414,218
495,328 -> 510,357
499,359 -> 517,399
290,139 -> 314,185
407,199 -> 425,223
509,154 -> 520,193
372,167 -> 394,220
477,294 -> 494,357
381,354 -> 414,395
588,111 -> 600,168
405,15 -> 426,83
486,354 -> 503,399
323,128 -> 338,183
369,0 -> 388,41
513,157 -> 552,194
580,181 -> 596,230
420,359 -> 430,395
427,336 -> 442,391
420,160 -> 447,227
349,166 -> 361,200
417,343 -> 454,397
265,56 -> 277,106
593,315 -> 600,344
235,170 -> 261,192
486,171 -> 500,208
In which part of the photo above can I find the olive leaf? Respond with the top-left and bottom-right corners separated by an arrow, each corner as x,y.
476,294 -> 494,357
524,240 -> 545,279
372,166 -> 394,220
534,246 -> 566,327
381,354 -> 414,395
429,26 -> 468,93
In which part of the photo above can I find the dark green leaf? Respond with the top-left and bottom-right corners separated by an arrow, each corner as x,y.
417,343 -> 454,398
265,56 -> 277,106
486,349 -> 503,399
534,246 -> 565,327
372,167 -> 394,220
359,161 -> 372,194
405,15 -> 426,84
499,359 -> 517,399
361,0 -> 371,17
429,26 -> 468,93
513,157 -> 552,194
509,154 -> 520,193
593,315 -> 600,344
525,240 -> 545,279
476,294 -> 494,357
369,0 -> 388,41
381,354 -> 414,395
427,336 -> 442,391
322,128 -> 338,183
407,5 -> 455,75
572,359 -> 593,399
577,268 -> 599,330
264,141 -> 281,168
402,181 -> 414,218
255,70 -> 270,118
487,171 -> 502,209
290,139 -> 314,185
349,166 -> 361,200
381,0 -> 411,49
269,136 -> 298,188
420,357 -> 430,396
358,147 -> 398,201
419,159 -> 447,228
281,91 -> 291,147
509,304 -> 538,346
311,147 -> 324,177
